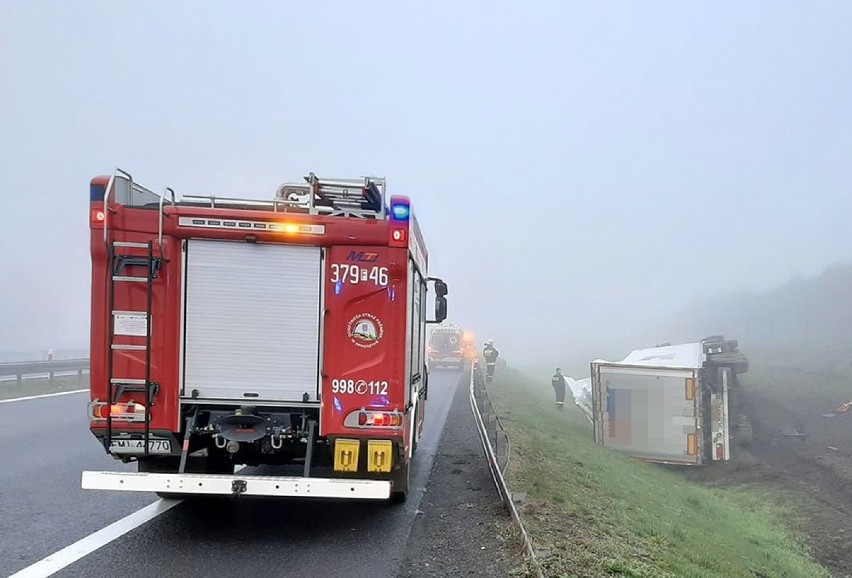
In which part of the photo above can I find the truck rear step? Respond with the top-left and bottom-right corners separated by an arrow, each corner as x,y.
82,471 -> 391,500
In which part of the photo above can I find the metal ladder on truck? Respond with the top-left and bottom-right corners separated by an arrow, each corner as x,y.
181,173 -> 388,219
276,173 -> 387,218
105,240 -> 161,455
102,169 -> 167,457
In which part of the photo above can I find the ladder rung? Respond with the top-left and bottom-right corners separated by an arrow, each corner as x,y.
113,276 -> 149,282
110,378 -> 147,385
111,344 -> 147,351
113,241 -> 150,249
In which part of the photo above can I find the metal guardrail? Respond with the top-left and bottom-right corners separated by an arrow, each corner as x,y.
0,358 -> 90,386
471,368 -> 511,476
468,366 -> 543,577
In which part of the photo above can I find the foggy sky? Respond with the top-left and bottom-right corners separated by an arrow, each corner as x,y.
1,1 -> 851,364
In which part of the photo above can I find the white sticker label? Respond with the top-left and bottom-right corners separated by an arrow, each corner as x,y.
114,313 -> 149,337
331,379 -> 389,396
109,439 -> 171,454
330,264 -> 389,286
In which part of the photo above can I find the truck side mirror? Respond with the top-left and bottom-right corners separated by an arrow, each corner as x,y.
426,277 -> 448,323
435,296 -> 448,323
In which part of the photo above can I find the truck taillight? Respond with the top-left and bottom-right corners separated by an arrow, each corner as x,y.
368,412 -> 400,427
89,401 -> 147,423
344,410 -> 403,429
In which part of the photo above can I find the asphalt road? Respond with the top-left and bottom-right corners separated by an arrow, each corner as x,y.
1,369 -> 465,578
0,393 -> 152,576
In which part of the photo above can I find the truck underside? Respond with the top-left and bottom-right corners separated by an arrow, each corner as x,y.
87,401 -> 411,501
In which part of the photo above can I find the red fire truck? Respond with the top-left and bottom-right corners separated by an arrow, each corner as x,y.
82,170 -> 447,503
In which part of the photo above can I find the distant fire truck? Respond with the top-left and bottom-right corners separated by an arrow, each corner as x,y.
461,331 -> 477,365
83,170 -> 447,502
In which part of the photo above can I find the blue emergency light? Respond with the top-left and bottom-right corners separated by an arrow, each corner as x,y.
391,202 -> 410,221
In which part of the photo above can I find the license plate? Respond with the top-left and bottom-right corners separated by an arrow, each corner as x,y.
109,439 -> 171,454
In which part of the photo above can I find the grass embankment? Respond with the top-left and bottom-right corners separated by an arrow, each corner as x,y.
0,375 -> 89,401
488,368 -> 828,578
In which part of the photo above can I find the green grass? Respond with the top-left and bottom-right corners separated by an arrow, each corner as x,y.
0,374 -> 89,401
488,368 -> 828,578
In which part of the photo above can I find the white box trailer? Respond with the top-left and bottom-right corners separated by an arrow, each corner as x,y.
590,337 -> 749,466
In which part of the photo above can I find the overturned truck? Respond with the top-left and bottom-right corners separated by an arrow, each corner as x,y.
591,336 -> 749,465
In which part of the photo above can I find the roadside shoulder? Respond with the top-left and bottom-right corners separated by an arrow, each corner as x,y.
397,370 -> 522,577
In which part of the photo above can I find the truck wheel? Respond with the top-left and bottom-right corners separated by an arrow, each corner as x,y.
736,417 -> 753,447
138,456 -> 179,473
389,463 -> 409,504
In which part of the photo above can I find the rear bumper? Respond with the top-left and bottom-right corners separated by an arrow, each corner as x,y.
428,355 -> 462,364
82,471 -> 392,500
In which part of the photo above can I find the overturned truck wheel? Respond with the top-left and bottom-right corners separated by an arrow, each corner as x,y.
736,416 -> 753,447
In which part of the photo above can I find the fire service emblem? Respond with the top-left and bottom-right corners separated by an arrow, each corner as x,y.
347,313 -> 384,348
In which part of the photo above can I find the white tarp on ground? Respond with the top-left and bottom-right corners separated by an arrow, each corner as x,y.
566,376 -> 593,421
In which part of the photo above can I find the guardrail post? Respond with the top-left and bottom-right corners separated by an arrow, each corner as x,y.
49,371 -> 55,384
494,426 -> 499,459
78,369 -> 84,384
17,373 -> 22,387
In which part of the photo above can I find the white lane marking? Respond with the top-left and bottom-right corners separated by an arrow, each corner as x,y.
10,465 -> 248,577
9,499 -> 181,578
0,389 -> 88,404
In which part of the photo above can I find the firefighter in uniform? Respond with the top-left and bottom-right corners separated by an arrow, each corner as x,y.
483,340 -> 499,383
552,368 -> 567,410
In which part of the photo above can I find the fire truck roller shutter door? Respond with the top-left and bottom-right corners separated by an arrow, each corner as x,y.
183,240 -> 322,402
